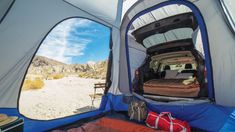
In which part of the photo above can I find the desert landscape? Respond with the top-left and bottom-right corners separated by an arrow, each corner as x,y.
19,56 -> 107,120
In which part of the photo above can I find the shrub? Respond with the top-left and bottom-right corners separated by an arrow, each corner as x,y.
47,74 -> 64,80
22,78 -> 44,91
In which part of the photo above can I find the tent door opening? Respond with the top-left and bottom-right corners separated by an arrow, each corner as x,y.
125,2 -> 214,103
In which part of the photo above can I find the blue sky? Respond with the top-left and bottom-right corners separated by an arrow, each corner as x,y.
37,18 -> 110,64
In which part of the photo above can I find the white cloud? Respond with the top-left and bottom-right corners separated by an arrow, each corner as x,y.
37,19 -> 93,64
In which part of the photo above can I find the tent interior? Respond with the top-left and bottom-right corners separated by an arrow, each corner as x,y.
1,0 -> 235,132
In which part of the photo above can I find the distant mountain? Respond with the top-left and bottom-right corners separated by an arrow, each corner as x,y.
27,55 -> 108,79
32,56 -> 65,67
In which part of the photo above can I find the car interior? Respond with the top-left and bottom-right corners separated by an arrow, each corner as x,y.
131,13 -> 208,102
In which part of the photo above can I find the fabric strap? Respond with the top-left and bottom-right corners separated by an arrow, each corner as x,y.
155,112 -> 186,132
137,107 -> 141,121
130,103 -> 134,120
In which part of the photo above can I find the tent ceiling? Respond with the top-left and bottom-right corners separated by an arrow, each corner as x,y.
64,0 -> 122,27
122,0 -> 138,19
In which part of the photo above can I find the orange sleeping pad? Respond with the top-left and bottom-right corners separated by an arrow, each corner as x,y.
144,79 -> 200,97
54,117 -> 165,132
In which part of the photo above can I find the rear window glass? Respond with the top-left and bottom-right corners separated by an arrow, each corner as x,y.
220,0 -> 235,32
143,28 -> 193,48
160,64 -> 196,72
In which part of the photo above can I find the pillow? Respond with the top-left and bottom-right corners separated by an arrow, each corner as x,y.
176,73 -> 193,79
164,70 -> 178,79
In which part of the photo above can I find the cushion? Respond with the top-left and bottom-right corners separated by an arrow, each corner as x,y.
164,70 -> 178,79
175,73 -> 193,79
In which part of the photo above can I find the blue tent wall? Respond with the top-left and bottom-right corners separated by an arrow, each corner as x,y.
0,95 -> 112,131
0,108 -> 103,131
146,101 -> 234,131
0,93 -> 128,131
102,93 -> 129,111
0,92 -> 234,131
103,93 -> 235,131
104,93 -> 235,131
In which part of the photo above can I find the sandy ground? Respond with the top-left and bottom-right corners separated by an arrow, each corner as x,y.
19,77 -> 104,120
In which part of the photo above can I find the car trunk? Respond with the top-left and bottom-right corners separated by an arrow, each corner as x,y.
131,13 -> 208,102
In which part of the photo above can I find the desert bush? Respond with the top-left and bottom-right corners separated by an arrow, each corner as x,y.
78,72 -> 86,78
47,74 -> 64,80
22,78 -> 44,90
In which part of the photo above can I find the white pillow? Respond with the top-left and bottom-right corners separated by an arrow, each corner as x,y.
176,73 -> 193,79
164,70 -> 178,79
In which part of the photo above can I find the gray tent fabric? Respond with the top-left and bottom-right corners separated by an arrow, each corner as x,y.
64,0 -> 122,28
0,0 -> 14,22
0,0 -> 122,107
128,35 -> 146,81
199,0 -> 235,106
192,27 -> 205,56
108,28 -> 122,95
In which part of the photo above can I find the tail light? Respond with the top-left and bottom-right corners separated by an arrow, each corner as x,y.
135,70 -> 139,79
204,67 -> 207,83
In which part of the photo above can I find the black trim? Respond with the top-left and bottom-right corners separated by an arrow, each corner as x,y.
104,34 -> 113,94
16,17 -> 112,121
0,0 -> 15,24
147,39 -> 194,55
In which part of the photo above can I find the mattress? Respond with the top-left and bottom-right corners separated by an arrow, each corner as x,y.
53,117 -> 163,132
144,79 -> 200,97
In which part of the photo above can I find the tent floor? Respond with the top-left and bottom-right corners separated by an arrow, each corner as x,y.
49,111 -> 130,131
49,111 -> 204,132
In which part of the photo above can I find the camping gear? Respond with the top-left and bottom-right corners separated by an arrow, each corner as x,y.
183,78 -> 196,85
128,100 -> 147,122
0,114 -> 8,122
143,79 -> 200,97
0,116 -> 23,132
146,111 -> 191,132
0,116 -> 18,127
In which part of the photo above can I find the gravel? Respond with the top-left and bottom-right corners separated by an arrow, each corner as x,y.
19,77 -> 104,120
